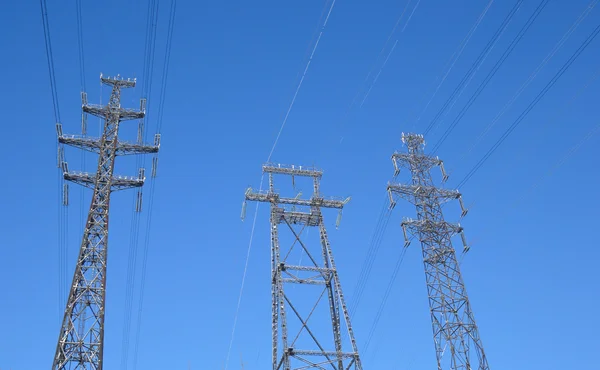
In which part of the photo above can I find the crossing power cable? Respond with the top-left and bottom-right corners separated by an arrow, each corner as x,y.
335,0 -> 418,139
225,2 -> 337,370
430,0 -> 550,154
456,20 -> 600,190
348,2 -> 497,319
40,0 -> 67,322
458,0 -> 599,161
411,0 -> 494,130
422,0 -> 523,137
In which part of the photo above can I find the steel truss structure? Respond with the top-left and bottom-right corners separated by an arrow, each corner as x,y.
52,74 -> 160,370
243,163 -> 362,370
387,133 -> 490,370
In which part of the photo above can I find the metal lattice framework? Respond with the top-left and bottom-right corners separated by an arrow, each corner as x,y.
387,133 -> 490,370
243,163 -> 362,370
52,74 -> 160,370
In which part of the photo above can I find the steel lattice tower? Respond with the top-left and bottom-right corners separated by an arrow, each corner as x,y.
243,164 -> 362,370
53,74 -> 160,370
387,133 -> 489,370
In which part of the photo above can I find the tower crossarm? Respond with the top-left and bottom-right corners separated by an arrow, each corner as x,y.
82,104 -> 145,121
58,135 -> 160,155
392,152 -> 442,173
263,163 -> 323,178
245,189 -> 349,209
64,171 -> 145,191
100,74 -> 136,88
388,183 -> 460,205
401,218 -> 463,237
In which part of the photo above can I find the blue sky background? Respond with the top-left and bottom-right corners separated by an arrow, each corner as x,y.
1,0 -> 599,369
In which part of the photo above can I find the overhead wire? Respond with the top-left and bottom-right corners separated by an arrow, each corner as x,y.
430,0 -> 550,153
459,0 -> 599,160
224,2 -> 337,369
359,0 -> 423,107
120,0 -> 159,364
411,0 -> 494,130
121,0 -> 163,368
335,0 -> 417,140
347,1 -> 496,320
131,1 -> 177,369
456,20 -> 600,190
40,0 -> 66,322
422,0 -> 524,137
362,246 -> 409,353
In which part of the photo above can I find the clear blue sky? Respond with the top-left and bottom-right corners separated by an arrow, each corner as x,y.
1,0 -> 599,369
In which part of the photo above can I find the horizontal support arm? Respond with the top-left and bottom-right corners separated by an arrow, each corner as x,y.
58,135 -> 159,156
291,350 -> 357,359
245,189 -> 349,209
392,152 -> 442,175
263,163 -> 323,178
387,183 -> 460,204
64,171 -> 144,191
281,278 -> 326,285
83,104 -> 145,121
401,218 -> 464,236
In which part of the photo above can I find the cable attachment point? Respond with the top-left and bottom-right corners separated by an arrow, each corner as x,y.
63,183 -> 69,206
135,190 -> 143,213
400,220 -> 411,248
439,160 -> 449,182
458,195 -> 468,218
336,209 -> 343,229
458,225 -> 469,253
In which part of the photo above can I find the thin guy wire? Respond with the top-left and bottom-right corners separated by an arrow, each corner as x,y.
267,0 -> 336,161
359,0 -> 423,107
224,2 -> 338,369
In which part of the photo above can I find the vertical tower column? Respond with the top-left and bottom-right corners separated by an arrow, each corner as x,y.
243,163 -> 361,370
53,74 -> 160,370
387,133 -> 489,370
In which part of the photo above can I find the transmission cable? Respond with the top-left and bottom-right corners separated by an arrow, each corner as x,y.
456,20 -> 600,190
130,2 -> 178,370
422,0 -> 523,137
411,0 -> 494,130
430,0 -> 550,154
120,0 -> 160,366
459,0 -> 599,160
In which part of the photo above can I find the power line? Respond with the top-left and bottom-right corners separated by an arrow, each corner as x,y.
422,0 -> 523,136
456,20 -> 600,189
459,0 -> 599,160
130,2 -> 178,370
431,0 -> 550,153
411,0 -> 494,130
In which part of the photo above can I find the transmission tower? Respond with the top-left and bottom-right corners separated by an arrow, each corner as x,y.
387,133 -> 489,370
53,74 -> 160,370
242,163 -> 362,370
